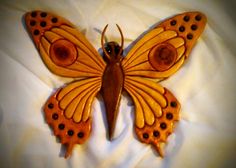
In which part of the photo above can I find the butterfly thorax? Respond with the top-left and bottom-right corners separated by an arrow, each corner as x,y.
101,41 -> 124,140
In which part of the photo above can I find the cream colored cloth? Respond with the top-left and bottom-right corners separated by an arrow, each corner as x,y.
0,0 -> 236,168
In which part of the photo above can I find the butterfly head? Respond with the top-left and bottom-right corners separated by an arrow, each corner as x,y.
101,24 -> 124,62
104,41 -> 123,60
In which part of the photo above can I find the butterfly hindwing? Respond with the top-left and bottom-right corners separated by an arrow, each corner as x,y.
44,77 -> 102,158
25,10 -> 105,78
122,12 -> 207,156
124,76 -> 180,156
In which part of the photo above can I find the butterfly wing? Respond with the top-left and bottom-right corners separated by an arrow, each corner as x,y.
124,76 -> 180,156
25,10 -> 105,77
24,11 -> 105,157
122,11 -> 207,80
122,12 -> 207,156
44,77 -> 101,158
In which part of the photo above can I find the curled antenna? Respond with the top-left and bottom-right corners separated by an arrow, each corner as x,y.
101,24 -> 111,60
116,24 -> 124,56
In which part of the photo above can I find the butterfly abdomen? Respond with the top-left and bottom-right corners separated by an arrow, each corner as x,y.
101,61 -> 124,140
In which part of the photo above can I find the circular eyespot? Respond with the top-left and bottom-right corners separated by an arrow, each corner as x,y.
195,15 -> 202,21
183,15 -> 190,22
143,133 -> 149,139
153,130 -> 160,137
179,26 -> 185,32
52,113 -> 58,120
149,43 -> 177,71
67,130 -> 74,136
170,101 -> 177,107
51,17 -> 58,23
166,113 -> 173,120
187,33 -> 193,40
40,12 -> 47,17
170,20 -> 177,26
191,24 -> 198,31
33,29 -> 40,35
40,21 -> 47,27
77,132 -> 84,138
31,11 -> 37,18
30,20 -> 36,26
58,123 -> 65,130
50,39 -> 78,67
48,103 -> 54,109
160,123 -> 167,130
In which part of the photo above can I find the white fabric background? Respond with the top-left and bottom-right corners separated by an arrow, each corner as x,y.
0,0 -> 236,168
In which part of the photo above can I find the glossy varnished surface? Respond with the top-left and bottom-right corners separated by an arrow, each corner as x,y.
24,10 -> 207,158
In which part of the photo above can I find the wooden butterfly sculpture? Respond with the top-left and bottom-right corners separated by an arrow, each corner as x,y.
24,11 -> 207,158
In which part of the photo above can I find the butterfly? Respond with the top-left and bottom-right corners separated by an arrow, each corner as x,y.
24,10 -> 207,158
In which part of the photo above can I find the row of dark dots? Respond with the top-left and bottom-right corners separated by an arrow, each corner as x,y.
170,14 -> 202,40
142,100 -> 176,139
48,103 -> 85,138
30,17 -> 58,27
142,123 -> 169,139
30,12 -> 58,36
142,122 -> 168,139
31,11 -> 47,18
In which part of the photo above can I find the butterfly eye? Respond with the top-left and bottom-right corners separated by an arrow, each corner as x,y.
115,45 -> 122,55
105,45 -> 112,54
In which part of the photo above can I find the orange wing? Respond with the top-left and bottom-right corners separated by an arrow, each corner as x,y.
122,11 -> 207,80
25,10 -> 105,78
122,12 -> 207,156
24,11 -> 106,157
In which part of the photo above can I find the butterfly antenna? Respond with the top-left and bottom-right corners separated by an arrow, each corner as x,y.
101,24 -> 111,60
116,24 -> 124,56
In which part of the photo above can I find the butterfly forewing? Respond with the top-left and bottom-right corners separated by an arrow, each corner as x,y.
25,10 -> 105,78
122,11 -> 207,79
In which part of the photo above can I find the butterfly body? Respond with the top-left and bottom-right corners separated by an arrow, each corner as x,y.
24,10 -> 207,158
101,42 -> 124,139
